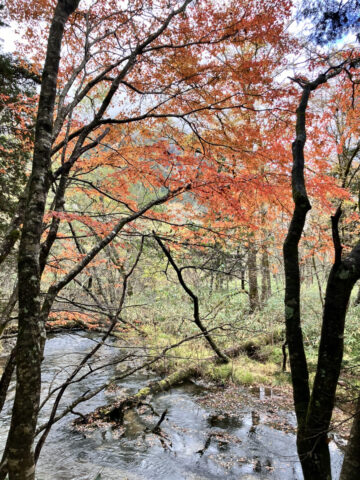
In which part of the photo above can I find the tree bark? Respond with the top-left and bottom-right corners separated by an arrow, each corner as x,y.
5,2 -> 80,479
248,242 -> 259,313
261,247 -> 271,306
282,67 -> 360,480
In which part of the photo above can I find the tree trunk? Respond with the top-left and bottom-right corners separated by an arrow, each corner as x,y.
248,243 -> 259,313
240,268 -> 246,290
283,63 -> 360,479
0,283 -> 18,334
5,2 -> 80,479
312,255 -> 324,307
93,365 -> 201,424
261,247 -> 271,306
0,194 -> 26,267
302,252 -> 359,479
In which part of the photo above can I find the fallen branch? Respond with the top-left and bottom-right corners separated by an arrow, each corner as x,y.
89,364 -> 200,424
77,330 -> 282,426
150,408 -> 168,433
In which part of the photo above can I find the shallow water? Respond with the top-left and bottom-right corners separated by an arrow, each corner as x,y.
0,333 -> 344,479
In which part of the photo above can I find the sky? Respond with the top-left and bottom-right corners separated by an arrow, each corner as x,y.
0,21 -> 18,53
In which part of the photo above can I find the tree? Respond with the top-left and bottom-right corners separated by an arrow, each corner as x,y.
0,0 -> 293,478
0,4 -> 38,237
283,58 -> 360,480
0,52 -> 35,231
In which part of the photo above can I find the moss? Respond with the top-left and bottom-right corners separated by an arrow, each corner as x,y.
233,368 -> 254,385
207,363 -> 233,382
9,228 -> 20,241
209,354 -> 292,387
203,356 -> 286,387
273,371 -> 292,386
264,345 -> 283,364
138,321 -> 288,389
135,387 -> 151,398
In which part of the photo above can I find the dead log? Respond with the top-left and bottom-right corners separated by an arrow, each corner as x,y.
76,330 -> 283,427
83,364 -> 200,425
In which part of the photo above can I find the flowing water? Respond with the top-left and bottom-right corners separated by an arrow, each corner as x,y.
0,333 -> 344,479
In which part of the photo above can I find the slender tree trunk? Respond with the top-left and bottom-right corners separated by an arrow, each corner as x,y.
0,283 -> 18,334
248,242 -> 259,312
302,246 -> 359,479
260,247 -> 271,306
0,194 -> 27,266
312,255 -> 324,307
5,2 -> 80,479
240,268 -> 245,290
154,233 -> 228,363
208,272 -> 213,294
283,73 -> 337,480
266,251 -> 271,297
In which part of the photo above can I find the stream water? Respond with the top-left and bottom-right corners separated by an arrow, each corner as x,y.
0,333 -> 344,479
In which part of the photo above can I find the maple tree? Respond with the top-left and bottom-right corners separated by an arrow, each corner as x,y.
0,0 -> 295,478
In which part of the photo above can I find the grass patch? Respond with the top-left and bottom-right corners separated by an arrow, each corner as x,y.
204,355 -> 289,387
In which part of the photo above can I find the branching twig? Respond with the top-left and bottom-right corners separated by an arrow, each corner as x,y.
34,238 -> 144,461
153,232 -> 228,363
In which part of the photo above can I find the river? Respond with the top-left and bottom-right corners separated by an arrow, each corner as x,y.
0,333 -> 344,479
